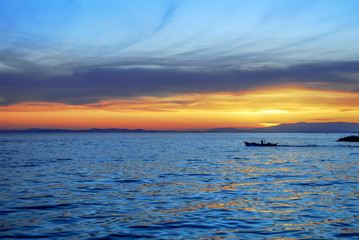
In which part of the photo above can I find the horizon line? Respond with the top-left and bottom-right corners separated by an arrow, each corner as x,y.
1,121 -> 359,133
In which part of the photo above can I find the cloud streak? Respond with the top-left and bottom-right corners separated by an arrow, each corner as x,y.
1,61 -> 359,106
1,0 -> 359,106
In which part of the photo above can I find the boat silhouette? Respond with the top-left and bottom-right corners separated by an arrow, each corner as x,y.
244,141 -> 278,147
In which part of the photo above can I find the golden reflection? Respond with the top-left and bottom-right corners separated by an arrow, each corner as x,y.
200,182 -> 263,193
197,201 -> 301,214
267,196 -> 302,201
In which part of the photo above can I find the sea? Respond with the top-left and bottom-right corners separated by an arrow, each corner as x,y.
0,133 -> 358,239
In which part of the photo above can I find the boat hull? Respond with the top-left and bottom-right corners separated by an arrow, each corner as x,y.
244,141 -> 278,147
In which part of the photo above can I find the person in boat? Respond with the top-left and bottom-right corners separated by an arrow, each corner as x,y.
261,140 -> 264,145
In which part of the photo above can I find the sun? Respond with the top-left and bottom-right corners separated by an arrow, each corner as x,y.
260,123 -> 280,127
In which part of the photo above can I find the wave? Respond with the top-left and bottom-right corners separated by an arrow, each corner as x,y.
277,144 -> 359,148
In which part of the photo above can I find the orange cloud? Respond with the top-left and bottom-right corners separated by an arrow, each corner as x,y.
1,87 -> 358,130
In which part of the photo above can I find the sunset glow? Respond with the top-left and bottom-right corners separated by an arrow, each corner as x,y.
1,88 -> 358,130
1,0 -> 359,130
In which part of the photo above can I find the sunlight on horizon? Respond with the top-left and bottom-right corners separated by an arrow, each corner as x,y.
1,87 -> 358,130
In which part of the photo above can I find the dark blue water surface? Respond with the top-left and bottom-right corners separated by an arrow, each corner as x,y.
0,133 -> 358,239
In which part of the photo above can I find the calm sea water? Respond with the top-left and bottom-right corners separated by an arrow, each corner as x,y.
0,133 -> 358,239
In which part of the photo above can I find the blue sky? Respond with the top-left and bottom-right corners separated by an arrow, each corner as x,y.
1,0 -> 359,105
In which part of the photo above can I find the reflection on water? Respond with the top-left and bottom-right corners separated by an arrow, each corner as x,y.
0,133 -> 358,239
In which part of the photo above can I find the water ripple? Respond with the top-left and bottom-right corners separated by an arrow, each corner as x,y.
0,133 -> 358,239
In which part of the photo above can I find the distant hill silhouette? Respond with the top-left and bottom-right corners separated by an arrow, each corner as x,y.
253,122 -> 359,133
1,122 -> 358,133
0,128 -> 155,133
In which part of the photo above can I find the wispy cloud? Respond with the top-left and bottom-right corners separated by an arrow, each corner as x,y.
2,88 -> 358,130
1,61 -> 359,106
0,0 -> 359,106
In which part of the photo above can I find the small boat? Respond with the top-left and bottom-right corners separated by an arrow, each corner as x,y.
244,141 -> 278,147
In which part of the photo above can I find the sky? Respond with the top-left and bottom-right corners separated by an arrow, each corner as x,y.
0,0 -> 359,130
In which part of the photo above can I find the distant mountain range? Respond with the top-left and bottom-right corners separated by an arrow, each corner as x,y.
202,122 -> 359,133
252,122 -> 359,133
0,128 -> 153,133
1,122 -> 359,133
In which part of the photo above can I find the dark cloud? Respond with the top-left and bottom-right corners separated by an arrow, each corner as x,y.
1,61 -> 359,106
1,0 -> 359,109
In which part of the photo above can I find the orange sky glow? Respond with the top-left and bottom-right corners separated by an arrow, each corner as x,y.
1,87 -> 359,130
